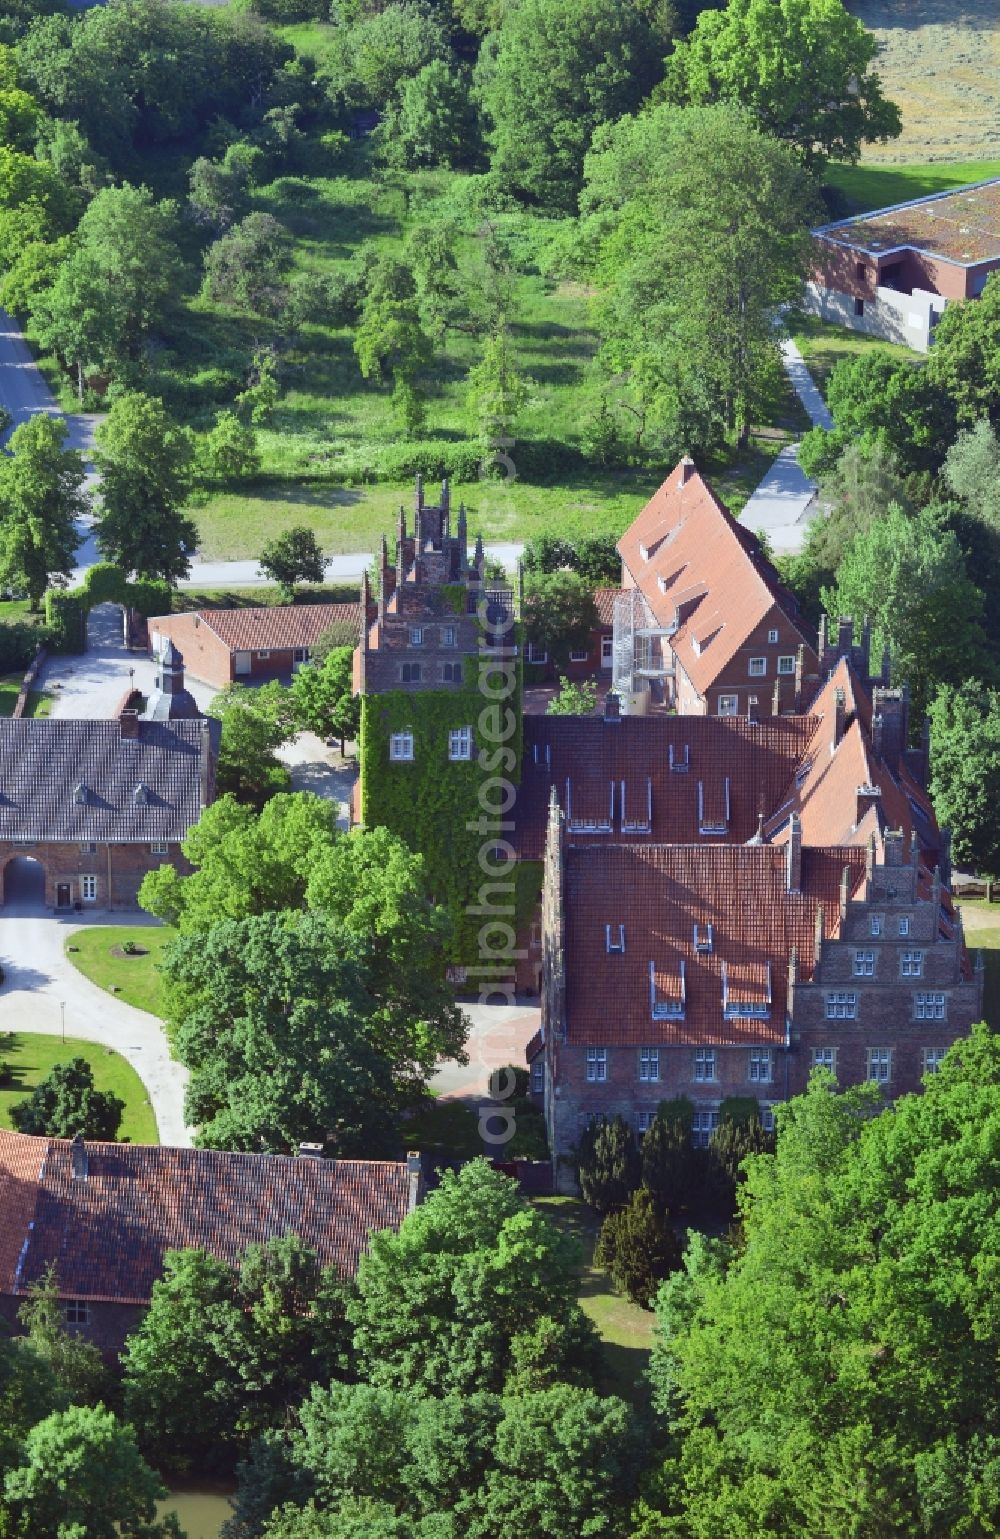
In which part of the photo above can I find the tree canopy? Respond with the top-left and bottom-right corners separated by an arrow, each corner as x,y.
928,681 -> 1000,876
93,393 -> 196,583
10,1057 -> 124,1141
0,413 -> 86,609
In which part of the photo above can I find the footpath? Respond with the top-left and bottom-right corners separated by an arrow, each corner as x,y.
737,338 -> 833,556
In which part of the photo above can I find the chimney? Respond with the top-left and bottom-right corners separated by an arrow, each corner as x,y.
813,904 -> 825,965
297,1142 -> 324,1159
678,455 -> 695,486
794,644 -> 805,712
859,615 -> 872,678
70,1133 -> 88,1182
871,687 -> 908,768
830,688 -> 846,754
406,1150 -> 424,1213
119,709 -> 140,740
604,691 -> 621,723
836,616 -> 853,658
839,864 -> 852,921
855,782 -> 881,828
883,828 -> 904,867
865,831 -> 877,886
817,613 -> 829,670
785,812 -> 802,893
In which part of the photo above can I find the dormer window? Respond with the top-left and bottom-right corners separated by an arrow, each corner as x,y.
606,924 -> 625,954
721,961 -> 772,1020
133,783 -> 149,805
73,783 -> 87,805
639,542 -> 650,562
693,923 -> 713,953
669,743 -> 689,774
649,959 -> 685,1020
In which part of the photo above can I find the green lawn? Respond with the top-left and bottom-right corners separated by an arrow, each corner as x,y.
827,159 -> 1000,216
0,1031 -> 159,1145
533,1195 -> 654,1403
790,314 -> 919,393
0,673 -> 50,719
957,901 -> 1000,1029
65,926 -> 172,1020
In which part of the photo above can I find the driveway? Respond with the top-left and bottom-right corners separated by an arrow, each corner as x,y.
37,603 -> 218,720
0,883 -> 189,1147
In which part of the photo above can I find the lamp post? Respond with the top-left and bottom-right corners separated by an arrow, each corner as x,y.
60,1000 -> 65,1045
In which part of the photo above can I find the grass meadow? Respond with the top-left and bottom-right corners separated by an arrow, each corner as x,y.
0,1030 -> 159,1144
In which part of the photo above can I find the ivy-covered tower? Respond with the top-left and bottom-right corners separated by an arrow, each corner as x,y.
354,477 -> 524,958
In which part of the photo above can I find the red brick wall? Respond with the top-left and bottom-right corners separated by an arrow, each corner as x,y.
0,1294 -> 145,1357
686,607 -> 818,717
0,842 -> 190,910
149,613 -> 232,689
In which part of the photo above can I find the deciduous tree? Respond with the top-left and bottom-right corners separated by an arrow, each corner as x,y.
546,677 -> 599,716
928,681 -> 1000,876
203,211 -> 291,317
259,524 -> 326,600
0,413 -> 86,609
10,1056 -> 124,1140
594,1187 -> 683,1307
291,646 -> 359,751
93,393 -> 196,583
926,271 -> 1000,429
523,570 -> 597,669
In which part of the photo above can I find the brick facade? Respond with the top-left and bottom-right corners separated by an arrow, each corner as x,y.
150,604 -> 362,689
0,840 -> 190,911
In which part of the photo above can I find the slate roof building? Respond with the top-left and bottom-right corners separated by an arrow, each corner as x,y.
148,602 -> 362,689
0,1131 -> 422,1352
805,176 -> 1000,350
612,458 -> 819,718
0,648 -> 217,910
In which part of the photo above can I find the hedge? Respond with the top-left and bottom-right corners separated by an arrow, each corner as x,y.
45,565 -> 172,653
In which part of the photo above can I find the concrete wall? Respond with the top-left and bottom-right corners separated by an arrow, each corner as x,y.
803,279 -> 945,352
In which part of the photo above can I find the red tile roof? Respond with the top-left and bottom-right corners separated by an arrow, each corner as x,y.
515,713 -> 818,859
563,843 -> 868,1047
0,1134 -> 411,1303
593,588 -> 620,629
617,460 -> 815,695
154,604 -> 361,654
767,659 -> 940,857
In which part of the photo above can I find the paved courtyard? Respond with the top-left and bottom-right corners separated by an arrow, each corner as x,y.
431,997 -> 541,1100
37,603 -> 218,720
0,871 -> 189,1146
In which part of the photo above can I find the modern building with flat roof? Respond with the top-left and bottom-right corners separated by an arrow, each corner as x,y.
805,177 -> 1000,350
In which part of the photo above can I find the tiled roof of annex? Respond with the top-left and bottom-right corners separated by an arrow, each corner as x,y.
155,603 -> 362,654
766,659 -> 939,856
514,711 -> 818,859
617,459 -> 815,696
593,588 -> 620,628
563,842 -> 868,1048
0,1133 -> 412,1304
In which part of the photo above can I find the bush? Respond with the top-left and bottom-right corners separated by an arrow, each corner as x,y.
594,1188 -> 683,1307
10,1057 -> 124,1141
0,621 -> 53,672
576,1115 -> 641,1214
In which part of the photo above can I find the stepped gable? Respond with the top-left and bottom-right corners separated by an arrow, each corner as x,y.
766,658 -> 939,857
617,459 -> 814,695
0,1132 -> 413,1303
514,712 -> 818,859
562,842 -> 868,1049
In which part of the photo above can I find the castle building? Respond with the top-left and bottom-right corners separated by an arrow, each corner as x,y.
612,457 -> 819,717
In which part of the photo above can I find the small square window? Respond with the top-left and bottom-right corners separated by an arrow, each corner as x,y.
586,1047 -> 608,1083
605,924 -> 625,954
748,657 -> 766,677
442,626 -> 456,647
400,662 -> 422,684
293,647 -> 309,664
569,649 -> 590,663
777,655 -> 795,675
767,629 -> 779,644
389,730 -> 414,762
409,627 -> 423,646
717,695 -> 739,717
639,1048 -> 659,1083
914,991 -> 946,1021
448,726 -> 473,761
748,1049 -> 772,1084
257,650 -> 271,660
922,1047 -> 946,1073
853,949 -> 875,977
901,949 -> 924,978
64,1300 -> 90,1327
693,1049 -> 717,1083
867,1048 -> 891,1084
150,842 -> 168,856
812,1047 -> 837,1074
81,875 -> 97,903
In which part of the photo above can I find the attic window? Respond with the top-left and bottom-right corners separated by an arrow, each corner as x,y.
532,742 -> 552,770
649,959 -> 686,1020
620,777 -> 652,834
606,924 -> 625,954
73,783 -> 87,805
133,783 -> 149,804
669,743 -> 690,774
693,923 -> 713,954
657,575 -> 669,593
722,961 -> 772,1021
639,543 -> 650,562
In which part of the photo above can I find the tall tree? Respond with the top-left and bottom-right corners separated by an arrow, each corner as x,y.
354,259 -> 434,434
664,0 -> 901,169
479,0 -> 667,210
258,525 -> 326,601
928,681 -> 1000,876
207,682 -> 296,809
926,272 -> 1000,429
17,1266 -> 109,1409
291,646 -> 360,753
3,1404 -> 180,1539
523,570 -> 598,669
93,393 -> 196,583
583,102 -> 816,453
34,183 -> 183,388
466,327 -> 528,462
824,502 -> 988,722
641,1027 -> 1000,1536
942,419 -> 1000,525
202,211 -> 291,317
0,414 -> 86,609
378,59 -> 479,171
575,1114 -> 641,1214
348,1161 -> 599,1396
